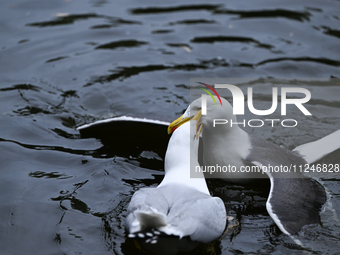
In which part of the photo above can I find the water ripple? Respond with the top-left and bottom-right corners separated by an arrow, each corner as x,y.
85,62 -> 212,85
0,84 -> 41,92
321,26 -> 340,39
129,4 -> 222,14
168,19 -> 217,25
95,40 -> 148,50
191,36 -> 274,49
26,13 -> 141,27
256,57 -> 340,67
214,8 -> 311,22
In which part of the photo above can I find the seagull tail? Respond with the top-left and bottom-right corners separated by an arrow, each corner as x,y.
128,211 -> 171,244
128,211 -> 186,243
135,211 -> 167,229
293,129 -> 340,164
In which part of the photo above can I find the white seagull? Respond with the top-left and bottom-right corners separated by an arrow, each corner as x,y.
168,96 -> 329,236
125,120 -> 227,255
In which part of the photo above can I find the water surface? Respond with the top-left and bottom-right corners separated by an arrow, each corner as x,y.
1,0 -> 340,254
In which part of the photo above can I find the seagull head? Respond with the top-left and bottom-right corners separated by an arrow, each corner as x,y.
168,96 -> 235,136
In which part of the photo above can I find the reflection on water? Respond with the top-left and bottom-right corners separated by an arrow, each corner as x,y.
0,0 -> 340,254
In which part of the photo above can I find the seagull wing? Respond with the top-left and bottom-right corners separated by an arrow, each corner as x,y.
246,135 -> 327,235
126,187 -> 169,234
126,184 -> 226,243
293,129 -> 340,164
159,185 -> 226,243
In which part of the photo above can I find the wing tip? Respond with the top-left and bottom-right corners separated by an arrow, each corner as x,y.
127,228 -> 164,244
127,227 -> 187,245
267,177 -> 327,235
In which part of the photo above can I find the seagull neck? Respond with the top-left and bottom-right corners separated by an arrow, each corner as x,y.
160,145 -> 210,194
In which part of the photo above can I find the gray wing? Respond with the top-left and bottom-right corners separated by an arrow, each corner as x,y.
127,185 -> 227,243
246,135 -> 327,235
265,172 -> 326,235
157,185 -> 227,243
126,187 -> 170,233
293,128 -> 340,164
246,134 -> 307,170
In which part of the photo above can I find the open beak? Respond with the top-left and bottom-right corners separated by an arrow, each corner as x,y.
168,110 -> 203,139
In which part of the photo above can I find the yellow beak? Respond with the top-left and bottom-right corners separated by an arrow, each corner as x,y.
167,110 -> 203,139
167,114 -> 190,134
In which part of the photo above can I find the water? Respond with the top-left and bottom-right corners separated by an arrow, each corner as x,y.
1,0 -> 340,254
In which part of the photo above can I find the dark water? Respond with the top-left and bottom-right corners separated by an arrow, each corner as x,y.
1,0 -> 340,254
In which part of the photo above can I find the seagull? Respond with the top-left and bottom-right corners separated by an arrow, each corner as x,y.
125,120 -> 227,255
167,96 -> 327,236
